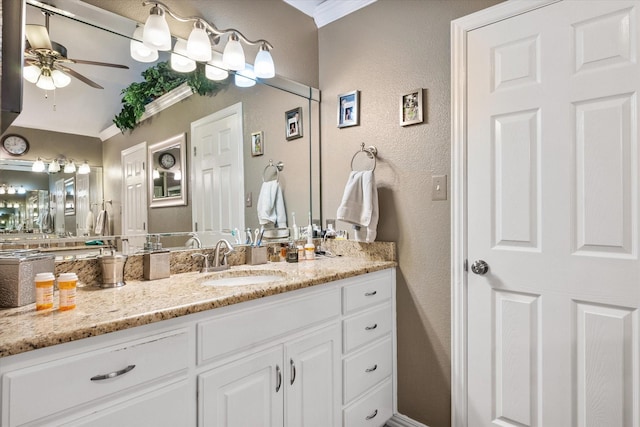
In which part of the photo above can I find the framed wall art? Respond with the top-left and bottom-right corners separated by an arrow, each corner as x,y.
400,89 -> 424,126
285,107 -> 303,141
338,90 -> 359,128
251,131 -> 264,156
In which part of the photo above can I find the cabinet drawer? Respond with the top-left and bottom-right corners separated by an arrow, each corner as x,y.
343,302 -> 391,354
3,330 -> 188,427
343,378 -> 393,427
342,270 -> 392,315
198,287 -> 340,364
343,336 -> 392,404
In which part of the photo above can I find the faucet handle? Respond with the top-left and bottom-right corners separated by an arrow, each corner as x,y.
191,253 -> 210,271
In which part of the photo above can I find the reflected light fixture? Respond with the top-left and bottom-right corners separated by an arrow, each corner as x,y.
48,159 -> 60,173
205,52 -> 229,81
0,186 -> 5,195
171,39 -> 196,73
17,186 -> 26,195
173,170 -> 182,180
153,168 -> 160,179
7,186 -> 16,195
138,1 -> 275,79
63,160 -> 76,174
234,65 -> 256,88
78,161 -> 91,175
32,158 -> 46,172
131,25 -> 159,63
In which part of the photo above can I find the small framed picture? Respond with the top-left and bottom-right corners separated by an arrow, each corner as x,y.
338,90 -> 359,128
285,107 -> 303,141
400,89 -> 424,126
251,131 -> 264,156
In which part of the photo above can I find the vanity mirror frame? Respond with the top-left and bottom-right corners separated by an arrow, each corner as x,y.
148,133 -> 187,208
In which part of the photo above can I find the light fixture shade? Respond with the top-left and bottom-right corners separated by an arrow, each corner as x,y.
64,161 -> 76,174
7,186 -> 16,195
153,169 -> 160,179
17,186 -> 26,195
131,26 -> 159,62
36,72 -> 56,90
174,170 -> 182,180
206,53 -> 229,81
48,159 -> 60,173
23,64 -> 41,83
186,23 -> 212,62
254,46 -> 275,79
143,7 -> 171,51
51,69 -> 71,88
171,39 -> 196,73
32,158 -> 46,172
223,34 -> 245,71
234,65 -> 256,88
0,186 -> 5,195
78,162 -> 91,175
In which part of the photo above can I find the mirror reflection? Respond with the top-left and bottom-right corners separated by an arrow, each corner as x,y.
148,133 -> 186,207
0,1 -> 320,251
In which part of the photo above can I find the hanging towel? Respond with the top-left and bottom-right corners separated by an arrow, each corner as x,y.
95,210 -> 110,235
336,170 -> 379,243
39,211 -> 54,233
85,210 -> 95,234
257,180 -> 287,228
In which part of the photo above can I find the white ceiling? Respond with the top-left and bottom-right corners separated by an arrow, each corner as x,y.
13,0 -> 375,139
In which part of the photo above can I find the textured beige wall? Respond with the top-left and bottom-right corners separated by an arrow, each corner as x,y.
82,0 -> 319,88
319,1 -> 501,425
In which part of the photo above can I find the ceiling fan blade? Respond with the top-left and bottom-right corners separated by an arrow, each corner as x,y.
68,59 -> 129,69
56,65 -> 104,89
25,24 -> 52,50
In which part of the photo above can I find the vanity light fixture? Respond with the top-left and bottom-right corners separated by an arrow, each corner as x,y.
173,170 -> 182,180
153,168 -> 160,179
32,158 -> 46,172
131,25 -> 159,63
171,39 -> 196,73
63,160 -> 76,174
138,1 -> 275,79
234,65 -> 256,88
205,52 -> 229,81
0,186 -> 5,195
17,186 -> 26,195
7,186 -> 16,195
48,159 -> 60,173
78,161 -> 91,175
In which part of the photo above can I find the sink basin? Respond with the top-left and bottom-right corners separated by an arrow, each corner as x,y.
201,273 -> 286,287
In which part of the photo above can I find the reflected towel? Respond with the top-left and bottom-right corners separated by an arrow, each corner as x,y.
257,180 -> 287,228
39,211 -> 54,233
336,170 -> 379,243
95,210 -> 110,235
86,210 -> 95,234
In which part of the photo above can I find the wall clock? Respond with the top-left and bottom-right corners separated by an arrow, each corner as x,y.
1,134 -> 30,156
159,152 -> 176,169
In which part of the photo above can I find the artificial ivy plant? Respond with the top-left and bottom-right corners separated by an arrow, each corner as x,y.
114,61 -> 228,132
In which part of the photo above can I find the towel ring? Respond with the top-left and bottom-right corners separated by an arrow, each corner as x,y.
263,160 -> 284,182
351,143 -> 378,172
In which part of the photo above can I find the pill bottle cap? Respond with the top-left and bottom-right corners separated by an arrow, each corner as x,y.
58,272 -> 78,282
35,272 -> 55,282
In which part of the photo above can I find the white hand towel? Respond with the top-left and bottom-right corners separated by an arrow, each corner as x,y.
257,180 -> 288,228
336,170 -> 379,243
86,210 -> 95,233
94,210 -> 105,235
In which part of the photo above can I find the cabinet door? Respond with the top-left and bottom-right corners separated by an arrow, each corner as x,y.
285,324 -> 341,427
198,346 -> 284,427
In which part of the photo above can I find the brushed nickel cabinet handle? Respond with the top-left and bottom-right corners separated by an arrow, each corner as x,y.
276,364 -> 282,392
364,291 -> 377,296
365,364 -> 378,373
90,364 -> 135,381
366,409 -> 378,420
290,358 -> 297,385
365,323 -> 378,331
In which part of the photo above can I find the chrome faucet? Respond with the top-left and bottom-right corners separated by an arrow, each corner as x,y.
191,253 -> 213,273
213,239 -> 234,270
187,232 -> 202,249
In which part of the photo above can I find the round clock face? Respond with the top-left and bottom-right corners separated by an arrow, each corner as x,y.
2,134 -> 29,156
159,152 -> 176,169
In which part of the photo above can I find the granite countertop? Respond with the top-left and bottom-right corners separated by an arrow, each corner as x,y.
0,256 -> 395,358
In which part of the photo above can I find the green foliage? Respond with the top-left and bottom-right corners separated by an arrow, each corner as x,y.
114,61 -> 228,132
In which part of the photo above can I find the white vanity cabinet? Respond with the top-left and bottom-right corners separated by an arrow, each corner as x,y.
0,268 -> 396,427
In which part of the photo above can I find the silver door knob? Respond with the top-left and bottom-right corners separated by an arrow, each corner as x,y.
471,260 -> 489,275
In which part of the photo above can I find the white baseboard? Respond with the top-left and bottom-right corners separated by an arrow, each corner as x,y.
386,413 -> 429,427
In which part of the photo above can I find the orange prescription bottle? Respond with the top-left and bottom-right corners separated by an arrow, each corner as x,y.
58,272 -> 78,311
34,272 -> 55,311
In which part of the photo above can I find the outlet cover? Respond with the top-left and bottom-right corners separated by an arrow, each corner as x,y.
432,175 -> 447,201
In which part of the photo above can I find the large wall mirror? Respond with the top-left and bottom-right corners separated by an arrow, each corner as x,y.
0,0 -> 320,249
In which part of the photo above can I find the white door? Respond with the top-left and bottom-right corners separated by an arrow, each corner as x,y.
54,178 -> 65,235
465,1 -> 640,426
198,346 -> 284,427
121,142 -> 147,250
191,102 -> 244,246
284,324 -> 341,427
75,173 -> 90,236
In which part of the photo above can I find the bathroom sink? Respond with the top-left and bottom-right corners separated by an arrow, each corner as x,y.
201,272 -> 286,287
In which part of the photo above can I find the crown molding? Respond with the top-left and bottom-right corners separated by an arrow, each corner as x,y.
314,0 -> 377,27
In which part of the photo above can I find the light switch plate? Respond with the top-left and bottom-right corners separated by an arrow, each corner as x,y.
245,192 -> 252,207
432,175 -> 447,201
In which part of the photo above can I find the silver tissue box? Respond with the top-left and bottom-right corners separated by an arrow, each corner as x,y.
0,251 -> 56,308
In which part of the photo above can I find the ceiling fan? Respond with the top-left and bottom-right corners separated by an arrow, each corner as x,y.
24,10 -> 129,90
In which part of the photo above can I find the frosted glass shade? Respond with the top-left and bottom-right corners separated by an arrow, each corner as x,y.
171,39 -> 196,73
223,35 -> 245,71
143,10 -> 171,51
206,53 -> 229,81
187,24 -> 212,62
23,65 -> 41,83
48,160 -> 60,173
64,161 -> 76,174
254,47 -> 275,79
78,162 -> 91,175
36,73 -> 56,91
131,26 -> 159,62
51,69 -> 71,87
234,66 -> 256,88
32,158 -> 45,172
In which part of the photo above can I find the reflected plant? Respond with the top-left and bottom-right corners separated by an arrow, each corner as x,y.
114,62 -> 228,132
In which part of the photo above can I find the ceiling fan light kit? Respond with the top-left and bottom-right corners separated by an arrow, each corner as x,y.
139,1 -> 275,85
